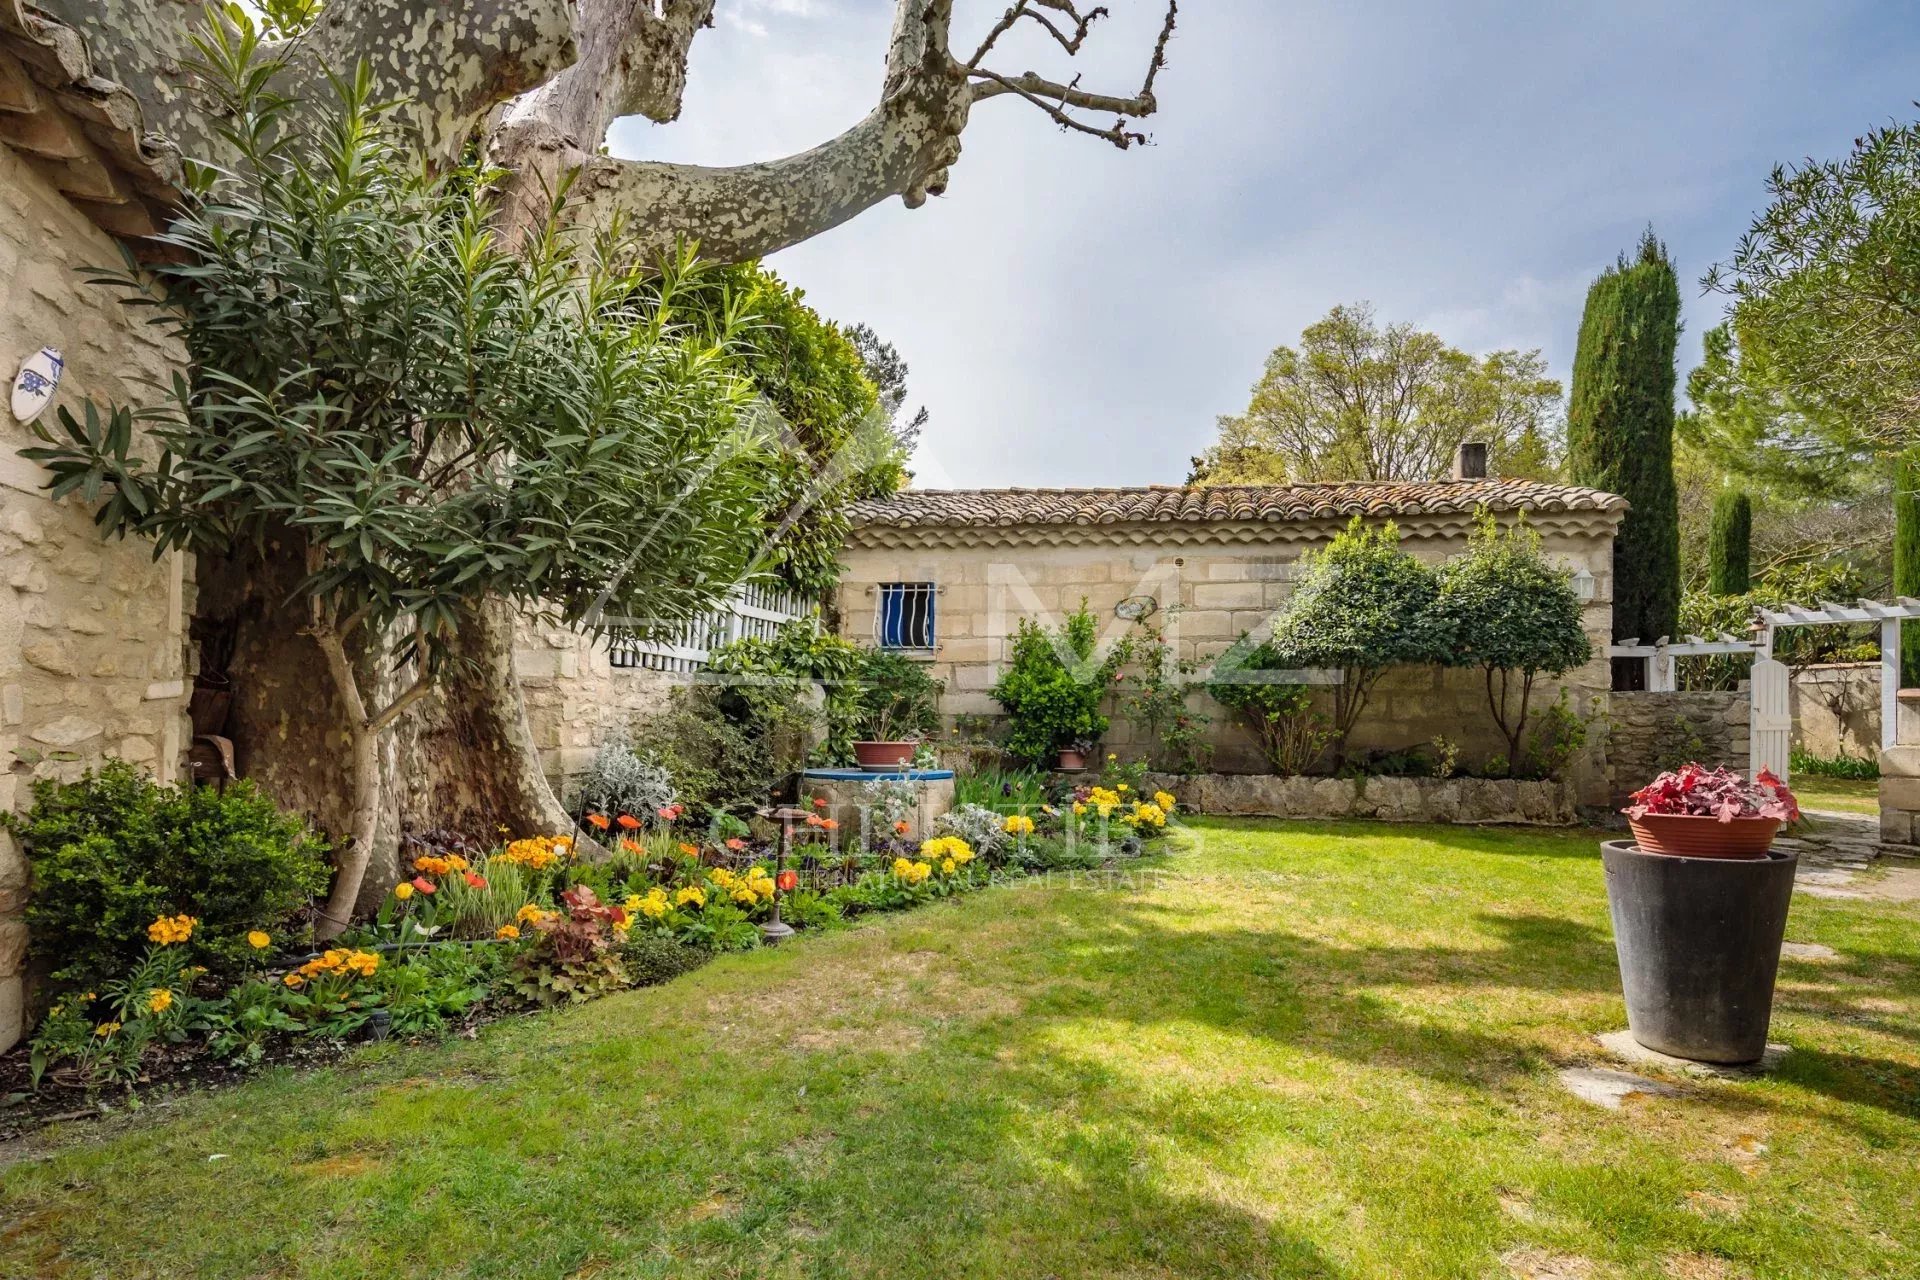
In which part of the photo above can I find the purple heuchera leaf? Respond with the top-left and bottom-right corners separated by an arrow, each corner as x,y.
1624,763 -> 1800,824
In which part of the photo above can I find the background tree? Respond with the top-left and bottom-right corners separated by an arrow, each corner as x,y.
1704,115 -> 1920,458
43,0 -> 1180,874
658,263 -> 907,597
1265,519 -> 1453,762
848,321 -> 930,476
1707,489 -> 1753,596
1567,230 -> 1681,654
1436,514 -> 1591,771
1675,324 -> 1890,597
1190,303 -> 1563,485
28,46 -> 774,930
1702,114 -> 1920,685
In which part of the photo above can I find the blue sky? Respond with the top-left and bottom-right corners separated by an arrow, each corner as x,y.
608,1 -> 1920,488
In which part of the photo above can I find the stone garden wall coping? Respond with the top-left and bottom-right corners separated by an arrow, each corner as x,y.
1143,772 -> 1579,826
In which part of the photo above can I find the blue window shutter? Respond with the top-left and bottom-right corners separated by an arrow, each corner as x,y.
880,585 -> 904,647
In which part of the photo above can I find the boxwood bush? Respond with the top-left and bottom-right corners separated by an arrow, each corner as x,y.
12,761 -> 331,988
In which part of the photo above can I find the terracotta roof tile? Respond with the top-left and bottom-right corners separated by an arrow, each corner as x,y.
850,480 -> 1628,530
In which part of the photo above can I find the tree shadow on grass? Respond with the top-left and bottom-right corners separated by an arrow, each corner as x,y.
1015,889 -> 1920,1127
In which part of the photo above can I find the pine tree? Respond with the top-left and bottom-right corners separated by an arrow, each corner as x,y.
1897,450 -> 1920,687
1707,489 -> 1752,596
1568,229 -> 1682,655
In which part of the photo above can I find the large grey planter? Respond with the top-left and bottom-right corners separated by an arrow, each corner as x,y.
1600,840 -> 1797,1064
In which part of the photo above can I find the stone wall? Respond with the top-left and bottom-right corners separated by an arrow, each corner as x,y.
1606,690 -> 1749,802
1147,771 -> 1578,825
1791,663 -> 1879,762
517,618 -> 691,802
0,145 -> 194,1050
836,516 -> 1616,804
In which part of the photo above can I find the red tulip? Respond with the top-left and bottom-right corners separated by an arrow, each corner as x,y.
776,869 -> 799,893
812,797 -> 827,810
464,872 -> 487,889
616,814 -> 640,830
725,837 -> 748,852
411,876 -> 437,895
586,813 -> 611,830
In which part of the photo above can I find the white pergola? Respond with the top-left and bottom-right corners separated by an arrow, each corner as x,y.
1609,632 -> 1761,694
1756,597 -> 1920,752
1607,596 -> 1920,782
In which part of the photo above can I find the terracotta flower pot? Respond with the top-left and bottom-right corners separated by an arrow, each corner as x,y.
1627,812 -> 1781,860
1056,748 -> 1088,771
852,740 -> 916,771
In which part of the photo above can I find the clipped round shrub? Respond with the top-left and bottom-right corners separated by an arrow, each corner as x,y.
13,761 -> 332,988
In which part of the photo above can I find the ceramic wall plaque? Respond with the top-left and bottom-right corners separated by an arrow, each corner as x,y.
10,346 -> 63,424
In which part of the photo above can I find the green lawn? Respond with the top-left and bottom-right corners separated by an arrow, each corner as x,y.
3,819 -> 1917,1279
1792,774 -> 1879,816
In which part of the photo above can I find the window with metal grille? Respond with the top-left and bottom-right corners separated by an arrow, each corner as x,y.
875,582 -> 937,650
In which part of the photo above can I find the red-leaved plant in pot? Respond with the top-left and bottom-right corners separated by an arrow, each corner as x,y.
1623,763 -> 1799,859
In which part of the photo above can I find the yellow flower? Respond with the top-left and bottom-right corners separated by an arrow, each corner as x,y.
95,1021 -> 121,1038
1117,783 -> 1129,792
394,881 -> 415,901
1153,790 -> 1177,812
941,858 -> 956,875
674,885 -> 707,909
283,973 -> 304,988
516,902 -> 544,924
147,988 -> 174,1014
495,924 -> 521,940
146,914 -> 195,945
1003,814 -> 1035,836
246,930 -> 272,950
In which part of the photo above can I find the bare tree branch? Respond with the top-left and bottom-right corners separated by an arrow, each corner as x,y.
532,0 -> 1176,264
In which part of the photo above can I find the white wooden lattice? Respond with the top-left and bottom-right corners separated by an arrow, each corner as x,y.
608,582 -> 811,674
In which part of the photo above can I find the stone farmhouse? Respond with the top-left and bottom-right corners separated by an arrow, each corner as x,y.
835,479 -> 1628,798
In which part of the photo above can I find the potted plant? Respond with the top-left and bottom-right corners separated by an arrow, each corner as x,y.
850,650 -> 944,771
1056,737 -> 1096,772
1624,763 -> 1798,857
1602,763 -> 1802,1064
991,603 -> 1120,771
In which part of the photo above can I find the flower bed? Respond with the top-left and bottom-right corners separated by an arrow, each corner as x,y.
1148,772 -> 1578,826
7,778 -> 1181,1123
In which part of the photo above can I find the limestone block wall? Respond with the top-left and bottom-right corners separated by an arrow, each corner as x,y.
1791,663 -> 1879,762
517,617 -> 690,802
1606,690 -> 1750,802
835,517 -> 1615,803
0,145 -> 194,1050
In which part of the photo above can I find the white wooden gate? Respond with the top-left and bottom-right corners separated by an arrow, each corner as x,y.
1749,656 -> 1792,782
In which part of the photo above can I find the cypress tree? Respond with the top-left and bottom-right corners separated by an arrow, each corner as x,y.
1707,489 -> 1752,596
1567,229 -> 1682,659
1897,450 -> 1920,687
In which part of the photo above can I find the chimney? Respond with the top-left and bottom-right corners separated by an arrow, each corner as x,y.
1452,441 -> 1489,481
